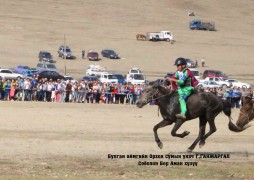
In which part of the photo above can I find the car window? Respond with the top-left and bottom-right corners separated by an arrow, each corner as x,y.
51,71 -> 58,76
41,71 -> 48,75
133,74 -> 144,80
37,64 -> 43,68
47,64 -> 56,69
108,75 -> 117,79
1,70 -> 12,74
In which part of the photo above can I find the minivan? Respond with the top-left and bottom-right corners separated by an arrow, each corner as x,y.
36,62 -> 58,72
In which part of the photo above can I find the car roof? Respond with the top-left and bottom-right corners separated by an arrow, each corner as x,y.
40,51 -> 51,53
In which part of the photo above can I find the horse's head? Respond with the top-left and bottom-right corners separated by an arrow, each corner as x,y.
136,81 -> 161,108
236,96 -> 254,128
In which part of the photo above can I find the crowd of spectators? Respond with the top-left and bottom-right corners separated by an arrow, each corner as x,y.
0,78 -> 144,105
0,78 -> 253,108
197,86 -> 253,108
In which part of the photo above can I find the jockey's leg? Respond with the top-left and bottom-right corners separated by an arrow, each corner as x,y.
176,87 -> 194,120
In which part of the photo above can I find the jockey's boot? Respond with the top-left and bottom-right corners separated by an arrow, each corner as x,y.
176,114 -> 186,120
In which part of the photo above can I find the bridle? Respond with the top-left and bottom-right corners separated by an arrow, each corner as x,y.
145,87 -> 173,104
145,88 -> 159,104
240,105 -> 254,123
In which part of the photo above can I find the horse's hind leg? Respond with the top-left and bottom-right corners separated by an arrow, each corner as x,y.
171,119 -> 190,138
187,116 -> 207,152
153,119 -> 171,149
199,117 -> 217,146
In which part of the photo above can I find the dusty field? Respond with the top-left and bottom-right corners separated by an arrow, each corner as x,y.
1,0 -> 254,82
0,102 -> 253,179
1,0 -> 254,179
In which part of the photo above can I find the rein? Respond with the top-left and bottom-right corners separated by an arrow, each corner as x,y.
145,87 -> 173,104
240,106 -> 254,123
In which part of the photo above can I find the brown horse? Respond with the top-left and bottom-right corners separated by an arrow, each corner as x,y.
236,96 -> 253,129
136,34 -> 146,40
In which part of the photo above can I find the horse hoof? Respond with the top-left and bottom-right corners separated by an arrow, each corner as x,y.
184,131 -> 190,135
187,148 -> 192,153
157,142 -> 163,149
199,141 -> 205,148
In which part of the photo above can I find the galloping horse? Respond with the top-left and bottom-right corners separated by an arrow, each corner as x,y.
136,82 -> 248,152
136,34 -> 146,41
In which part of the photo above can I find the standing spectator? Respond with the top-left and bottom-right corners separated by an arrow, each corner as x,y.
0,79 -> 3,100
23,78 -> 31,101
223,89 -> 231,102
231,87 -> 241,108
51,86 -> 56,102
65,80 -> 72,102
9,79 -> 17,101
82,50 -> 85,59
5,79 -> 11,101
201,57 -> 206,67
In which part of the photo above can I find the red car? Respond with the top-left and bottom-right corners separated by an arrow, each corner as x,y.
202,70 -> 228,80
87,51 -> 99,61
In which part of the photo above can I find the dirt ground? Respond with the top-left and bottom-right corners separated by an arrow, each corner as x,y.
0,0 -> 254,179
0,102 -> 253,179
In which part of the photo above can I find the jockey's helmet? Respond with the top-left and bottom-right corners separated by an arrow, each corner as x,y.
175,57 -> 187,66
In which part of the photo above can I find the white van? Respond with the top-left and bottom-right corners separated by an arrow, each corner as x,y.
99,73 -> 118,84
36,62 -> 58,72
189,68 -> 200,81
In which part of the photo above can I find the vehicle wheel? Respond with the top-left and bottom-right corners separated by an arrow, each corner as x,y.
16,76 -> 21,79
222,84 -> 227,89
242,85 -> 247,89
166,38 -> 170,42
197,85 -> 203,89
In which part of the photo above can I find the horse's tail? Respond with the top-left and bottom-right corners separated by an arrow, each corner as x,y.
221,99 -> 250,132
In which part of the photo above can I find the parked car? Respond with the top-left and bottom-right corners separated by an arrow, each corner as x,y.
186,58 -> 197,68
200,77 -> 232,88
174,58 -> 197,68
202,70 -> 228,80
197,81 -> 222,89
189,19 -> 215,31
114,74 -> 126,84
81,76 -> 100,82
87,51 -> 99,61
85,64 -> 107,76
57,45 -> 76,59
126,74 -> 146,85
15,65 -> 30,74
33,70 -> 65,81
225,79 -> 251,88
98,73 -> 118,84
128,67 -> 142,74
36,62 -> 58,72
38,51 -> 53,63
0,69 -> 23,80
23,69 -> 39,78
101,49 -> 120,59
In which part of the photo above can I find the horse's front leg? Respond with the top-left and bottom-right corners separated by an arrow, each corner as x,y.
171,119 -> 190,138
153,119 -> 172,149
